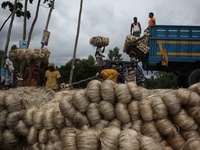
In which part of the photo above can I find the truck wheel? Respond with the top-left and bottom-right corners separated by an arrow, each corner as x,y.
187,69 -> 200,87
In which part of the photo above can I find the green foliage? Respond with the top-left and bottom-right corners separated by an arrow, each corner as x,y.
145,71 -> 178,89
58,55 -> 97,88
1,1 -> 31,19
108,47 -> 123,61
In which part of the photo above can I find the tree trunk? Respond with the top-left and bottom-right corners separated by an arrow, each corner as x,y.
0,12 -> 13,32
27,0 -> 41,48
1,0 -> 17,70
69,0 -> 83,84
41,0 -> 55,48
23,0 -> 28,41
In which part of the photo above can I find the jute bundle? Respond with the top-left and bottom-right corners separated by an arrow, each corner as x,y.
186,106 -> 200,124
72,91 -> 90,113
0,92 -> 5,111
128,101 -> 140,121
0,109 -> 8,127
32,108 -> 44,129
160,140 -> 173,150
155,119 -> 178,137
100,80 -> 116,104
115,103 -> 131,123
119,129 -> 139,150
99,127 -> 121,150
59,96 -> 77,119
94,120 -> 109,131
167,133 -> 185,150
60,128 -> 78,150
131,120 -> 142,133
151,96 -> 168,120
162,92 -> 181,114
77,129 -> 100,150
11,48 -> 50,61
90,36 -> 109,47
127,82 -> 143,101
183,138 -> 200,150
85,80 -> 102,103
99,101 -> 115,121
176,88 -> 200,105
115,84 -> 131,104
27,126 -> 38,145
173,109 -> 198,131
48,129 -> 60,143
122,122 -> 132,130
123,35 -> 137,52
86,103 -> 101,125
182,130 -> 200,141
4,93 -> 21,112
65,118 -> 74,128
52,106 -> 65,129
6,111 -> 21,128
38,129 -> 48,144
139,135 -> 164,150
141,121 -> 162,142
43,108 -> 54,130
136,43 -> 150,54
14,120 -> 29,136
108,119 -> 121,129
3,129 -> 19,146
24,106 -> 38,126
139,96 -> 153,121
188,82 -> 200,95
73,112 -> 89,127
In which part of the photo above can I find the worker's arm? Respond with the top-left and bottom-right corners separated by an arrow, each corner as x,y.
138,22 -> 142,33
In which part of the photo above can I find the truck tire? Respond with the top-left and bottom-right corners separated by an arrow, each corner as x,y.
187,69 -> 200,87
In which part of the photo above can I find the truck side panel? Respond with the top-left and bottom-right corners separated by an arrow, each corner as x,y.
149,25 -> 200,65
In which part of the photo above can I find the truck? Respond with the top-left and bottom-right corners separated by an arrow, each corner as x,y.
124,25 -> 200,88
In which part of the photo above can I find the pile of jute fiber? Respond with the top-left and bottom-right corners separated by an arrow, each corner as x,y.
123,35 -> 150,54
0,80 -> 200,150
90,36 -> 109,47
10,48 -> 50,62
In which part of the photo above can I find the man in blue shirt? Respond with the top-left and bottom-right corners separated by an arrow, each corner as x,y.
0,65 -> 6,89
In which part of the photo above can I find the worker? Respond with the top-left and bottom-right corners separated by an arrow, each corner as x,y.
100,69 -> 118,83
144,12 -> 156,33
44,62 -> 61,91
95,46 -> 106,72
25,60 -> 39,86
5,54 -> 14,89
130,17 -> 142,37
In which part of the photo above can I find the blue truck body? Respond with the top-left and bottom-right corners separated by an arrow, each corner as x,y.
149,25 -> 200,65
127,25 -> 200,87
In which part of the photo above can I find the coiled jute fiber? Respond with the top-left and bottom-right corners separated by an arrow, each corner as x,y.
0,81 -> 200,150
10,48 -> 50,62
90,36 -> 109,47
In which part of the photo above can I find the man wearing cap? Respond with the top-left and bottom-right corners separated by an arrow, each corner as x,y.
45,62 -> 61,91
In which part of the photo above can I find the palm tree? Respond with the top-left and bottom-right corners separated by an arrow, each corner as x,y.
1,0 -> 17,70
69,0 -> 83,84
27,0 -> 41,48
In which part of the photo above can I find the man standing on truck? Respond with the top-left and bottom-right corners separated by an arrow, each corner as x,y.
144,12 -> 156,33
130,17 -> 142,37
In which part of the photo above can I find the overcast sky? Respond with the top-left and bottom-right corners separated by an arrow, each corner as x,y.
0,0 -> 200,67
